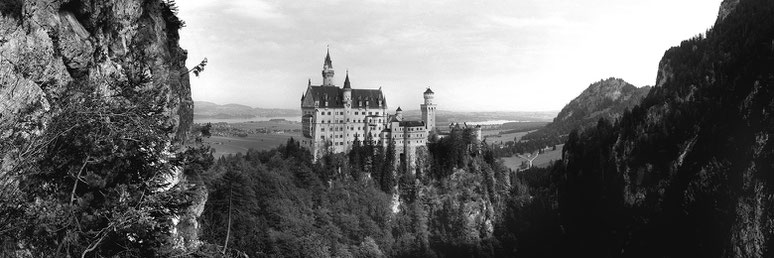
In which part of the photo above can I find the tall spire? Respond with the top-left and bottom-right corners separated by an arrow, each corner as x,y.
343,70 -> 351,89
324,46 -> 333,69
322,47 -> 335,86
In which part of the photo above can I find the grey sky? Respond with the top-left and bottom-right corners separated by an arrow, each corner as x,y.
178,0 -> 722,111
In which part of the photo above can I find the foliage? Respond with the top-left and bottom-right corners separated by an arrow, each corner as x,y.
199,139 -> 393,257
201,127 -> 524,257
161,0 -> 185,40
2,73 -> 213,257
0,0 -> 22,20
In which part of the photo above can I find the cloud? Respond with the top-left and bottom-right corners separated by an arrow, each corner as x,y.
177,0 -> 725,111
488,15 -> 572,29
225,0 -> 287,21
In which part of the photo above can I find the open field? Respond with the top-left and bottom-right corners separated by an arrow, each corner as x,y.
202,134 -> 303,157
484,130 -> 535,144
500,144 -> 564,171
195,120 -> 304,157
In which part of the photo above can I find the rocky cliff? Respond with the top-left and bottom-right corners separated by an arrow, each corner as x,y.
1,0 -> 204,255
0,0 -> 192,142
718,0 -> 741,22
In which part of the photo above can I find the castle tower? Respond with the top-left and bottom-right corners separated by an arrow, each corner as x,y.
322,48 -> 335,86
396,107 -> 404,121
421,88 -> 437,132
343,71 -> 352,103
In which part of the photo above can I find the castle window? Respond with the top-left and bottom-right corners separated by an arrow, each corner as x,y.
355,112 -> 358,115
365,101 -> 369,106
347,119 -> 350,122
327,112 -> 331,115
358,101 -> 363,106
368,112 -> 372,115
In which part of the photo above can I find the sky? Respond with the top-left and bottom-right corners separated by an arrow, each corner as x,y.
177,0 -> 723,112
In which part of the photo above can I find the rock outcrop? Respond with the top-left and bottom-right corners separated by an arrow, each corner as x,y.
718,0 -> 741,22
0,0 -> 192,142
1,0 -> 201,253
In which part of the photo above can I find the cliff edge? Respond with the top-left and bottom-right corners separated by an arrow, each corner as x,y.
1,0 -> 205,255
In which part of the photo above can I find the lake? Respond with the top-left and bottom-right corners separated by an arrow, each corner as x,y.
194,116 -> 301,124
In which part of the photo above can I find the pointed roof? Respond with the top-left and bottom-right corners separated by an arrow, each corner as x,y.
343,70 -> 351,89
324,48 -> 333,68
302,86 -> 385,109
424,88 -> 434,94
396,106 -> 403,112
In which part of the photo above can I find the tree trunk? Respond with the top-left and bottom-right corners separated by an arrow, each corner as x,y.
223,187 -> 232,254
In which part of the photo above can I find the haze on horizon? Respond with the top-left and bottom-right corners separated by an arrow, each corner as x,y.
178,0 -> 722,112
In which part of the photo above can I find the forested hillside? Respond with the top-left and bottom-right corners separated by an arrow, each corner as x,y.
199,127 -> 545,257
558,0 -> 774,256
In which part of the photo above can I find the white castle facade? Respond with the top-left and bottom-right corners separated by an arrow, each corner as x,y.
300,49 -> 437,168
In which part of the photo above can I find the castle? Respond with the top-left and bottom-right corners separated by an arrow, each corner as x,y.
300,49 -> 436,169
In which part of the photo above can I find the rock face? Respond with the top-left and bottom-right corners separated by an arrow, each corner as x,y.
1,0 -> 199,252
718,0 -> 741,22
0,0 -> 192,143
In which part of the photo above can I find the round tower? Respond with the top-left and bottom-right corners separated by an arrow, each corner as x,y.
423,88 -> 434,105
396,106 -> 404,121
421,88 -> 437,132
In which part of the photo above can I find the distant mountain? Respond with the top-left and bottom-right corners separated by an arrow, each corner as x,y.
193,101 -> 299,119
403,110 -> 557,124
195,100 -> 556,123
551,78 -> 651,130
511,78 -> 650,153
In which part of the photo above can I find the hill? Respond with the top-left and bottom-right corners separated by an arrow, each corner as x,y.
558,0 -> 774,256
552,78 -> 650,127
402,110 -> 557,123
194,100 -> 557,123
193,100 -> 299,119
509,78 -> 650,154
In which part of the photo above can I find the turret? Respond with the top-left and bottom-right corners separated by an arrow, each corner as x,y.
421,87 -> 437,132
423,88 -> 434,105
343,71 -> 352,104
322,48 -> 335,86
396,107 -> 404,121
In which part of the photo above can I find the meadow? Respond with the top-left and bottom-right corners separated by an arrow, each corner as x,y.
196,120 -> 303,157
500,144 -> 564,170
